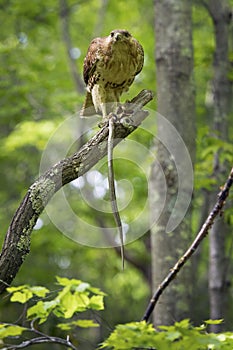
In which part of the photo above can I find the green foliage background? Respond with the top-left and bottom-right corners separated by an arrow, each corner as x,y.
0,0 -> 233,349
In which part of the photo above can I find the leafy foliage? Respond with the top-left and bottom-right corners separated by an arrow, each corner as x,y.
0,277 -> 104,348
58,319 -> 99,331
6,276 -> 105,325
100,319 -> 233,350
7,284 -> 49,303
2,280 -> 233,350
0,324 -> 26,339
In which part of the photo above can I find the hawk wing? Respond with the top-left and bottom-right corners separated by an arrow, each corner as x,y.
81,38 -> 103,116
83,37 -> 103,87
133,38 -> 144,76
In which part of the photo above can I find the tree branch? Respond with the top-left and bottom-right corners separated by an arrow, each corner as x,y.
0,90 -> 153,294
142,166 -> 233,322
3,336 -> 77,350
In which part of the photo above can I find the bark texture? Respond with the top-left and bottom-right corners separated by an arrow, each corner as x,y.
150,0 -> 196,326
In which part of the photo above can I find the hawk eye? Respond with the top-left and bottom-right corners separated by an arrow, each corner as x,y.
110,32 -> 114,37
124,32 -> 130,37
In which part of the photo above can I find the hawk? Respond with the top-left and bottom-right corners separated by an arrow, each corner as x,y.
80,29 -> 144,118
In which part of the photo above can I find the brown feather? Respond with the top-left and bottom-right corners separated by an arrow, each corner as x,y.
80,91 -> 97,117
81,29 -> 144,118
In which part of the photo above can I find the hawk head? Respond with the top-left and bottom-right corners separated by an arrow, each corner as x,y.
108,29 -> 132,43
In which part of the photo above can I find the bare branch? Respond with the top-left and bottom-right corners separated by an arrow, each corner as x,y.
0,90 -> 153,294
142,167 -> 233,322
3,336 -> 77,350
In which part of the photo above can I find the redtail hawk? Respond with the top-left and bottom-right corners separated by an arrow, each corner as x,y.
81,29 -> 144,118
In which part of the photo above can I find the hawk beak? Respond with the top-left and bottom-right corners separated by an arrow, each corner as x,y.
115,33 -> 122,41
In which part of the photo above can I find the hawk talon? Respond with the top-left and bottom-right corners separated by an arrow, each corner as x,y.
108,113 -> 118,122
116,105 -> 124,115
120,116 -> 134,128
98,113 -> 117,128
98,120 -> 108,128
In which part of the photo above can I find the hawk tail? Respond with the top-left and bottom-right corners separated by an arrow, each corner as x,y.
80,91 -> 96,117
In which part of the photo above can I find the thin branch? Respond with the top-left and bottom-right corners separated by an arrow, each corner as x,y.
3,336 -> 77,350
0,90 -> 153,294
142,167 -> 233,322
1,321 -> 77,350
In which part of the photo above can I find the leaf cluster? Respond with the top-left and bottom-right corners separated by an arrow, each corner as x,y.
100,319 -> 233,350
0,276 -> 105,345
2,279 -> 233,350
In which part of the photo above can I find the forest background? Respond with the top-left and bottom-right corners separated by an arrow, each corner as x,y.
0,0 -> 233,349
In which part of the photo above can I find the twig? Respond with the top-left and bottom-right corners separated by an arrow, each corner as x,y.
2,336 -> 77,350
1,320 -> 78,350
0,89 -> 153,293
142,167 -> 233,322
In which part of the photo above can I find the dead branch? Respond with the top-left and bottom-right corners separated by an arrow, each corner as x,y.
0,90 -> 153,294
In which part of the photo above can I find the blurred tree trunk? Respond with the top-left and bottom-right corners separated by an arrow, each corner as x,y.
204,0 -> 233,333
150,0 -> 196,326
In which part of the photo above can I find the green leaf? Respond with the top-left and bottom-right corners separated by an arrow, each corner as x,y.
75,282 -> 90,292
10,290 -> 33,303
58,319 -> 99,331
89,286 -> 107,296
166,330 -> 181,341
27,301 -> 46,320
56,291 -> 90,318
7,285 -> 27,293
205,319 -> 224,325
27,300 -> 58,324
89,295 -> 104,310
30,286 -> 49,298
74,320 -> 99,328
60,293 -> 81,318
0,324 -> 26,339
56,276 -> 82,287
7,285 -> 49,303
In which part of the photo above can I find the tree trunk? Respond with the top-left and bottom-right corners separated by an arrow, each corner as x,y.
205,0 -> 233,333
150,0 -> 196,326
